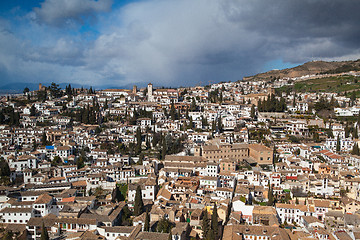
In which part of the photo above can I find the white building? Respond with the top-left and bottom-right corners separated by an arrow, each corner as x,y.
0,207 -> 34,224
275,203 -> 313,225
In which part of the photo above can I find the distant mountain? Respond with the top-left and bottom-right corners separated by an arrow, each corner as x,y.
0,82 -> 40,93
242,60 -> 360,81
0,81 -> 138,94
0,82 -> 93,94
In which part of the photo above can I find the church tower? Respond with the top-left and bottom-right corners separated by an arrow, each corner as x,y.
147,83 -> 153,101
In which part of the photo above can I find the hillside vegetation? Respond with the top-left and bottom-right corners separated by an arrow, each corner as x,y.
243,59 -> 360,81
279,75 -> 360,95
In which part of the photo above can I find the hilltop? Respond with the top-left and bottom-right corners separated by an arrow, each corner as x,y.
243,59 -> 360,81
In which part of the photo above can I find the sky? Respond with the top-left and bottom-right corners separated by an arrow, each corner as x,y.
0,0 -> 360,89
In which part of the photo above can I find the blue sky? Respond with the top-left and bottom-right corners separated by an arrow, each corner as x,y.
0,0 -> 359,89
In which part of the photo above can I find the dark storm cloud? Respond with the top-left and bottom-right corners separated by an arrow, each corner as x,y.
220,0 -> 360,61
33,0 -> 113,26
1,0 -> 360,87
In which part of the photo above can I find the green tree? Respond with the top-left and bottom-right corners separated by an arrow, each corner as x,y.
313,131 -> 320,143
37,90 -> 47,102
52,156 -> 61,166
352,143 -> 360,156
65,84 -> 73,97
41,132 -> 48,146
30,104 -> 36,116
336,135 -> 341,152
273,146 -> 279,165
202,210 -> 210,239
1,231 -> 13,240
135,127 -> 142,155
289,135 -> 300,143
217,116 -> 223,133
120,205 -> 133,226
0,158 -> 10,178
138,152 -> 144,165
157,217 -> 172,233
267,184 -> 274,206
211,120 -> 216,132
146,136 -> 151,150
118,183 -> 127,201
211,203 -> 218,239
170,101 -> 176,120
95,126 -> 102,135
189,117 -> 194,129
161,138 -> 167,160
134,185 -> 144,216
207,229 -> 215,240
353,127 -> 359,139
190,98 -> 197,111
104,99 -> 108,109
144,209 -> 150,231
293,93 -> 296,107
76,155 -> 85,169
112,185 -> 122,203
351,91 -> 357,106
94,186 -> 104,198
49,82 -> 61,98
40,222 -> 49,240
23,87 -> 30,95
250,104 -> 256,119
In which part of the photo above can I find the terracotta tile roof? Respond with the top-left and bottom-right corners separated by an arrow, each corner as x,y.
61,196 -> 75,203
34,193 -> 52,204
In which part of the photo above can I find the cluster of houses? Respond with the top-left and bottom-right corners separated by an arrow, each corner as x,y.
0,75 -> 360,240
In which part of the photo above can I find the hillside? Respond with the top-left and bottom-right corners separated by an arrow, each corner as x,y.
243,60 -> 360,81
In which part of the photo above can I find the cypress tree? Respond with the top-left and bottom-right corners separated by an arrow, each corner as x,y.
268,184 -> 274,206
352,143 -> 360,156
135,127 -> 142,155
293,93 -> 296,107
202,210 -> 210,239
161,138 -> 167,160
40,222 -> 49,240
189,117 -> 194,129
217,116 -> 222,132
207,229 -> 215,240
211,120 -> 216,132
211,203 -> 218,239
134,185 -> 144,216
30,104 -> 36,116
170,101 -> 176,120
112,185 -> 121,203
336,135 -> 341,152
354,127 -> 358,139
144,209 -> 150,231
41,132 -> 47,146
145,136 -> 150,149
250,104 -> 256,119
258,99 -> 263,112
